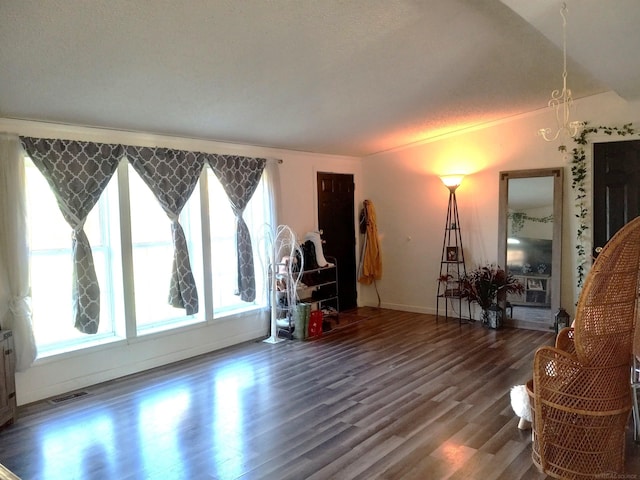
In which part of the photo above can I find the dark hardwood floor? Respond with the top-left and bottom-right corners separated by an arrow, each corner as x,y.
1,307 -> 639,479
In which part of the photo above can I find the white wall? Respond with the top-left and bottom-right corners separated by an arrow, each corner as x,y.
359,91 -> 640,318
0,118 -> 362,405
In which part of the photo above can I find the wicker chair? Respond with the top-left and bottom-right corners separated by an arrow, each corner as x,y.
527,216 -> 640,479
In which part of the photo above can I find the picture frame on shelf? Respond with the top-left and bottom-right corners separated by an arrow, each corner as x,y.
446,246 -> 458,262
527,278 -> 544,291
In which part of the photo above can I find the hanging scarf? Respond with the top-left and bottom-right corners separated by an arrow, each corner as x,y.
358,199 -> 382,284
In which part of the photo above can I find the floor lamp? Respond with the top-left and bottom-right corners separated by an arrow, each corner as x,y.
436,175 -> 470,323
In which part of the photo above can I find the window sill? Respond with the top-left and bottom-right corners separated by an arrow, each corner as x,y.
32,306 -> 268,364
212,304 -> 267,321
35,334 -> 128,364
135,315 -> 205,338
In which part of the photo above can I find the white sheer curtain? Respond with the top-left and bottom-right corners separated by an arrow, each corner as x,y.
264,158 -> 282,229
0,133 -> 37,371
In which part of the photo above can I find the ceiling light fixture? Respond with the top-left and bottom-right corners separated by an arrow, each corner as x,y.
538,2 -> 584,142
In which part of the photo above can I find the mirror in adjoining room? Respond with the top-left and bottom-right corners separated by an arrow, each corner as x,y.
498,168 -> 563,331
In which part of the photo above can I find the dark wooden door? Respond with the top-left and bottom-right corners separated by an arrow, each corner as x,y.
317,172 -> 357,311
593,140 -> 640,257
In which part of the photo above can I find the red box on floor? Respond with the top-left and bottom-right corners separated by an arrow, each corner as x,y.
307,310 -> 323,339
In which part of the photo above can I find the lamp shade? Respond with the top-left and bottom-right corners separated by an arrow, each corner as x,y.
440,174 -> 464,191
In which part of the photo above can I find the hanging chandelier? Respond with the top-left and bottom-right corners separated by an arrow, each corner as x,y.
538,2 -> 584,142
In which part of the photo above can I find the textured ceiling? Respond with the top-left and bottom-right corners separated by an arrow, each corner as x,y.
1,0 -> 637,156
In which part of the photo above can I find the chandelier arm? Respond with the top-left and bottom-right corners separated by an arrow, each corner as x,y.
538,2 -> 583,143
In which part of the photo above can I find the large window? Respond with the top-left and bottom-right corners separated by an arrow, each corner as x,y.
25,158 -> 122,355
128,164 -> 204,333
25,157 -> 272,356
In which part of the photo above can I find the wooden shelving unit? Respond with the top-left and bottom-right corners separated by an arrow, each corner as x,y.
0,331 -> 16,430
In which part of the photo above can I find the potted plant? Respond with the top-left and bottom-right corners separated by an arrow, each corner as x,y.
460,264 -> 524,328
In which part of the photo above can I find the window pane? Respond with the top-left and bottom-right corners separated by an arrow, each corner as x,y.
25,159 -> 118,354
27,169 -> 73,251
249,178 -> 269,310
129,165 -> 203,332
208,170 -> 268,315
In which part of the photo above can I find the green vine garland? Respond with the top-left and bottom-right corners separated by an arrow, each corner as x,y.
508,212 -> 554,235
568,122 -> 637,288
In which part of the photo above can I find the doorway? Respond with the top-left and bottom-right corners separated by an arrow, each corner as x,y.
316,172 -> 357,311
593,140 -> 640,256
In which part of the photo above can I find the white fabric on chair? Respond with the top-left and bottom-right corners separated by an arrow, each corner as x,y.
510,384 -> 532,428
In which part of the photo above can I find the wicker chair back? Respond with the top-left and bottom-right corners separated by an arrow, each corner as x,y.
529,215 -> 640,479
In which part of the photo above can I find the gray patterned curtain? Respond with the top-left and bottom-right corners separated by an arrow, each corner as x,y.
20,137 -> 123,334
125,146 -> 204,315
206,155 -> 266,302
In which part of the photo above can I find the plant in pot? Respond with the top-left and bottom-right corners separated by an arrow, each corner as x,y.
460,264 -> 524,328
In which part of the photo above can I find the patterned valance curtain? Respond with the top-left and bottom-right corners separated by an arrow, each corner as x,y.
19,136 -> 266,330
125,146 -> 204,315
20,137 -> 123,334
206,155 -> 266,302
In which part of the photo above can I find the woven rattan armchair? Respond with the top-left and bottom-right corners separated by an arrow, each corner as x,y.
527,216 -> 640,479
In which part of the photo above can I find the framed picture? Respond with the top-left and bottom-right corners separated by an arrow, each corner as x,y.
527,278 -> 544,291
446,246 -> 458,262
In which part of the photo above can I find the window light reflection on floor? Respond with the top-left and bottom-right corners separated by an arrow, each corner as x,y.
213,362 -> 256,478
138,387 -> 191,478
41,413 -> 116,478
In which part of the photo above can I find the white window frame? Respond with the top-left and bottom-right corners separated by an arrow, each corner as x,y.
26,156 -> 272,358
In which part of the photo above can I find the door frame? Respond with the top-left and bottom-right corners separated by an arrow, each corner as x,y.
312,167 -> 363,308
570,133 -> 640,299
